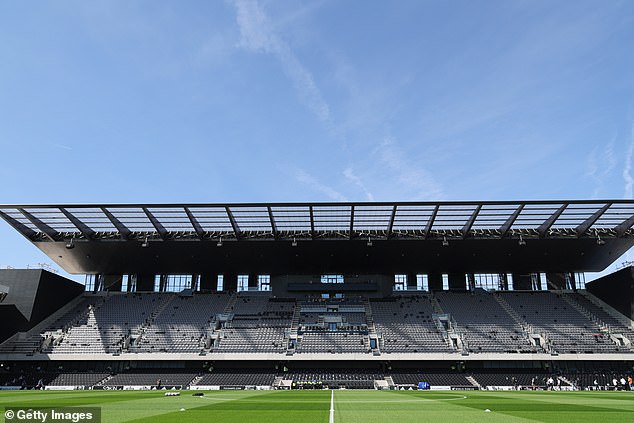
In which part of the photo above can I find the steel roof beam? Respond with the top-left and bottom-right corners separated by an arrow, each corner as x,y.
424,205 -> 440,238
18,209 -> 58,241
101,208 -> 131,239
537,204 -> 568,238
225,206 -> 242,239
309,206 -> 315,239
349,205 -> 355,240
267,206 -> 278,239
184,207 -> 205,238
60,208 -> 95,239
462,205 -> 482,238
0,210 -> 37,239
499,204 -> 525,237
387,205 -> 397,239
615,214 -> 634,237
576,203 -> 612,237
143,208 -> 168,239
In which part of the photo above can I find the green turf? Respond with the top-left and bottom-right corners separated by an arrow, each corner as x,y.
1,389 -> 633,423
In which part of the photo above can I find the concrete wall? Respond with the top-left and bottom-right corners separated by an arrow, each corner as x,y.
586,266 -> 634,321
0,269 -> 84,343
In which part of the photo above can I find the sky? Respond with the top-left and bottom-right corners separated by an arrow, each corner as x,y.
1,0 -> 634,282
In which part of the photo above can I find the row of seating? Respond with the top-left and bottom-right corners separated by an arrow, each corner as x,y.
1,291 -> 632,356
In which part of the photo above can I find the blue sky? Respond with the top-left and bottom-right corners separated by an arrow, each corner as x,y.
1,0 -> 633,281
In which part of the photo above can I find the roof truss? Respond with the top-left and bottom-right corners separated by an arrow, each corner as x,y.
1,200 -> 632,243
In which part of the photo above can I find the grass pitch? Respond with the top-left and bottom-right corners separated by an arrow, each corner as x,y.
1,389 -> 633,423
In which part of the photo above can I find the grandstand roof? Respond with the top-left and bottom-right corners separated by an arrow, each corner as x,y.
2,200 -> 634,274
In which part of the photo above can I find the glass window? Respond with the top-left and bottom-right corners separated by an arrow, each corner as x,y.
237,275 -> 249,292
321,274 -> 344,283
417,274 -> 428,291
84,275 -> 96,292
258,275 -> 271,291
162,275 -> 193,292
394,274 -> 406,291
217,274 -> 224,291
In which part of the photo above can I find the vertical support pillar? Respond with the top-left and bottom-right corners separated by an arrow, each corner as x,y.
513,273 -> 531,290
191,274 -> 200,291
199,273 -> 216,291
159,274 -> 168,292
546,273 -> 566,290
224,273 -> 238,292
448,273 -> 467,291
498,273 -> 508,291
136,274 -> 155,292
104,275 -> 122,292
249,273 -> 259,291
407,274 -> 417,291
467,273 -> 476,291
428,273 -> 443,291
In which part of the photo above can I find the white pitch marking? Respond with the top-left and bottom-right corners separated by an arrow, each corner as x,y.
329,389 -> 335,423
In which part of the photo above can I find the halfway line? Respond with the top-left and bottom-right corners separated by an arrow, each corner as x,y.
329,389 -> 334,423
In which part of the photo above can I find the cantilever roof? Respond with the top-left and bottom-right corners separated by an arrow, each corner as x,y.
2,200 -> 634,243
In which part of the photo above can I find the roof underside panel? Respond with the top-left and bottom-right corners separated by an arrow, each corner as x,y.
22,208 -> 76,233
229,207 -> 272,232
391,205 -> 436,230
104,208 -> 155,232
187,207 -> 233,233
270,206 -> 311,232
146,208 -> 195,232
472,204 -> 520,229
432,204 -> 479,231
353,205 -> 393,231
313,205 -> 351,231
514,204 -> 565,230
63,208 -> 117,232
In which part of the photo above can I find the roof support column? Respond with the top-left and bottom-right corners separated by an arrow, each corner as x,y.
407,273 -> 417,291
428,273 -> 443,291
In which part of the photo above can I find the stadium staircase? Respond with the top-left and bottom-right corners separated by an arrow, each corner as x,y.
286,300 -> 300,356
222,292 -> 238,314
429,294 -> 458,352
571,291 -> 634,351
493,292 -> 548,353
465,375 -> 481,389
363,299 -> 381,355
561,293 -> 610,332
578,291 -> 634,329
383,376 -> 395,388
129,294 -> 174,352
190,375 -> 205,386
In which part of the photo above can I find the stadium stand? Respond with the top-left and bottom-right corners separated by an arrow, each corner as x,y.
435,290 -> 538,353
2,200 -> 634,391
498,291 -> 623,354
370,295 -> 453,353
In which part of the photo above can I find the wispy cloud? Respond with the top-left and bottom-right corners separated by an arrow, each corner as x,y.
343,168 -> 374,201
53,143 -> 73,151
294,168 -> 347,201
231,0 -> 331,124
623,123 -> 634,199
587,139 -> 616,198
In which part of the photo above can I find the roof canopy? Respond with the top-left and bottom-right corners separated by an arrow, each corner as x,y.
3,201 -> 634,275
2,200 -> 634,243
